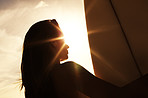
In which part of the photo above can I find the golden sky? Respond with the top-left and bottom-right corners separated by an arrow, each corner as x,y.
0,0 -> 94,97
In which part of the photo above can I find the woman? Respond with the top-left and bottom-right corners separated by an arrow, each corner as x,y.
21,19 -> 127,98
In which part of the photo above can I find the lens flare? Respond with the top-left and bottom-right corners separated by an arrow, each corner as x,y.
91,49 -> 127,81
26,36 -> 64,46
45,42 -> 66,73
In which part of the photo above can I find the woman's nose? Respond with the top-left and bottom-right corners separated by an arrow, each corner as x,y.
65,44 -> 69,49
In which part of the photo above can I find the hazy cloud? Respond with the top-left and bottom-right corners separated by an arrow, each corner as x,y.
0,28 -> 22,91
0,0 -> 18,10
0,0 -> 58,11
0,29 -> 23,52
0,0 -> 45,11
35,1 -> 48,9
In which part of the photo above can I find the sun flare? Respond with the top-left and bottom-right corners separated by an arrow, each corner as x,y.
58,20 -> 94,74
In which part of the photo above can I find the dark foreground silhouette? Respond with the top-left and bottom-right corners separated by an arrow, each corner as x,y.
123,74 -> 148,98
21,19 -> 148,98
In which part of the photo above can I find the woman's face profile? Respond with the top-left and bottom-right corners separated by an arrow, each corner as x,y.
59,41 -> 69,61
52,38 -> 69,61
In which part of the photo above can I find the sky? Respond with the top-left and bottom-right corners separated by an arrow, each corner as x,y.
0,0 -> 94,97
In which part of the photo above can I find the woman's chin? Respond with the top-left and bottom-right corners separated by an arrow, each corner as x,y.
60,56 -> 68,61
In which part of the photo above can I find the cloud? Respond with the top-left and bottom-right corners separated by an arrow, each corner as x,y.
0,29 -> 23,53
35,1 -> 48,9
0,0 -> 18,10
0,28 -> 23,95
0,0 -> 44,11
0,0 -> 55,11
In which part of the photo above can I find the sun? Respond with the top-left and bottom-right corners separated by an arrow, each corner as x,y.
58,19 -> 95,74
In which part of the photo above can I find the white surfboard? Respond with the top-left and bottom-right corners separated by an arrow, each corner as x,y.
84,0 -> 148,86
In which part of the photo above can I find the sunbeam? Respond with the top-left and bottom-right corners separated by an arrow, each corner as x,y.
91,49 -> 127,81
87,25 -> 119,35
26,36 -> 64,47
45,42 -> 66,74
84,0 -> 97,15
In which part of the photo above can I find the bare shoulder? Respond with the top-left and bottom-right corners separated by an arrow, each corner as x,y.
61,61 -> 85,71
51,61 -> 84,77
51,61 -> 95,82
50,61 -> 83,97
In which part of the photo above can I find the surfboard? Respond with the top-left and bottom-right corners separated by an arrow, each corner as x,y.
84,0 -> 148,87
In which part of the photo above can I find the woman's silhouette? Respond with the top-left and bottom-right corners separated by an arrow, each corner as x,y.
21,19 -> 128,98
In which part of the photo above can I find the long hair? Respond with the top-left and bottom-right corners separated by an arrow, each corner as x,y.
21,19 -> 63,97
